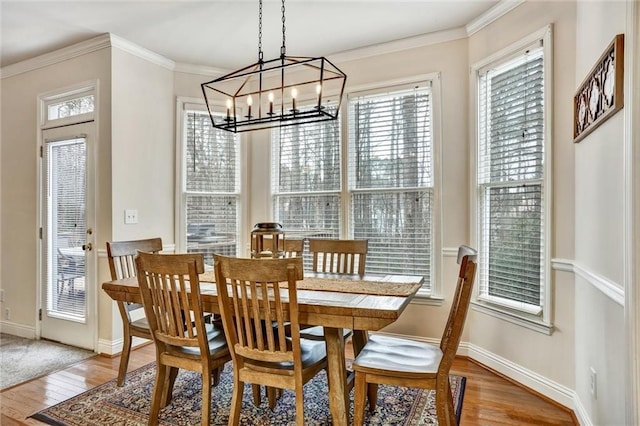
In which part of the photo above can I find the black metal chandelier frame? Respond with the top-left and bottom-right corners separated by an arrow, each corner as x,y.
201,0 -> 346,133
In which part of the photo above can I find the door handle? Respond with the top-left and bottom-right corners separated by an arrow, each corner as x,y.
82,243 -> 93,251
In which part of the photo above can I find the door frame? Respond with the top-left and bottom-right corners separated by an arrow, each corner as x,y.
36,80 -> 99,351
624,1 -> 640,424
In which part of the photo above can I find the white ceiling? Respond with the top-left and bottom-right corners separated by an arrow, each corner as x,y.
1,0 -> 502,69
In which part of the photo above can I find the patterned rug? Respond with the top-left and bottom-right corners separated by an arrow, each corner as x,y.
31,361 -> 466,425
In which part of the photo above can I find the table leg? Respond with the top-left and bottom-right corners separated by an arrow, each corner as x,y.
324,326 -> 349,426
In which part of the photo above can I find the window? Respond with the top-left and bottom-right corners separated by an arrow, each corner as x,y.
47,94 -> 94,121
272,112 -> 342,241
179,105 -> 241,266
348,84 -> 435,291
473,27 -> 552,330
273,78 -> 439,295
42,84 -> 95,128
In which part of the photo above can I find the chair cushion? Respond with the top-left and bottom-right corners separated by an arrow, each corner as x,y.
170,323 -> 228,358
248,338 -> 327,370
352,334 -> 442,374
297,339 -> 328,368
299,326 -> 353,341
130,317 -> 149,329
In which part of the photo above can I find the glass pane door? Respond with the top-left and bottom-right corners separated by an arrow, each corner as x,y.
45,137 -> 87,319
40,122 -> 95,350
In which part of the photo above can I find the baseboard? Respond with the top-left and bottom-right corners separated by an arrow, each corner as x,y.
573,394 -> 593,426
0,321 -> 36,338
372,331 -> 581,422
97,336 -> 151,356
461,342 -> 575,409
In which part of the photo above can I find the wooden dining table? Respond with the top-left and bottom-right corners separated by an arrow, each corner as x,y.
102,271 -> 423,425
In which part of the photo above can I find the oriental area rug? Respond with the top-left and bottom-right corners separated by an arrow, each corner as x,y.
31,361 -> 466,425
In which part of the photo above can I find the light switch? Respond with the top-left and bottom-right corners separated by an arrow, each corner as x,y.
124,209 -> 138,224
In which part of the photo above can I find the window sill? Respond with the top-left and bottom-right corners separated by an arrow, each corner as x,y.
471,301 -> 554,335
411,291 -> 444,306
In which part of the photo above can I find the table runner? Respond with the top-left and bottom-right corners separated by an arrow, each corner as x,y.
199,271 -> 421,297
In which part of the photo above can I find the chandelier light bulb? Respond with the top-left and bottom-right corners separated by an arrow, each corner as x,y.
268,92 -> 274,115
291,87 -> 298,112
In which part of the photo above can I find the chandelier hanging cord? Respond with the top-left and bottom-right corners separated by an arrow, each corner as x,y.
281,0 -> 286,57
257,0 -> 263,62
257,0 -> 287,61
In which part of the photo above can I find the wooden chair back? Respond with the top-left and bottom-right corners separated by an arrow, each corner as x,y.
135,252 -> 207,351
351,245 -> 477,426
214,255 -> 325,425
439,245 -> 477,373
214,255 -> 304,365
282,239 -> 304,258
106,237 -> 162,386
261,238 -> 304,258
106,237 -> 163,280
309,238 -> 368,275
135,251 -> 229,426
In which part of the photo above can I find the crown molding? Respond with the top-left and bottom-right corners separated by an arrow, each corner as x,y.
1,0 -> 525,80
466,0 -> 526,36
173,62 -> 230,78
109,34 -> 175,70
0,33 -> 176,80
329,27 -> 468,64
1,33 -> 112,79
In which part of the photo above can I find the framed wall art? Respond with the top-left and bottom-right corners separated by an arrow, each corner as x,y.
573,34 -> 624,143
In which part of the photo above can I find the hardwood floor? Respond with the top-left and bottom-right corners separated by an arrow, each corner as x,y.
1,343 -> 576,425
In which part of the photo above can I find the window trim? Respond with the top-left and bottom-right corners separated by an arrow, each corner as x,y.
174,96 -> 248,257
40,80 -> 96,129
470,25 -> 554,331
345,73 -> 443,298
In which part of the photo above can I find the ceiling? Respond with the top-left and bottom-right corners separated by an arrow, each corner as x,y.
1,0 -> 501,70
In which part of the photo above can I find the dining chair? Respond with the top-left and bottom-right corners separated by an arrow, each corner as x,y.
298,238 -> 368,341
351,245 -> 478,426
282,238 -> 304,258
135,252 -> 231,426
308,238 -> 368,275
106,237 -> 162,387
260,237 -> 304,258
214,255 -> 328,426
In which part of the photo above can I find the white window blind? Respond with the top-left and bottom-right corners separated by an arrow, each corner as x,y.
477,46 -> 545,312
183,110 -> 240,266
45,138 -> 87,319
272,113 -> 342,242
348,85 -> 434,289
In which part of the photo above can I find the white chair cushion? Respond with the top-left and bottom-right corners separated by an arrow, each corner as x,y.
353,334 -> 442,374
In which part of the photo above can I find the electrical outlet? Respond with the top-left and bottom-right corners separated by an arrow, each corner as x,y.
124,209 -> 138,224
4,308 -> 10,320
590,367 -> 597,399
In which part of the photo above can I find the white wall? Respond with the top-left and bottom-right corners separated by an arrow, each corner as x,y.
98,47 -> 175,346
110,48 -> 175,243
574,1 -> 629,424
0,48 -> 112,337
466,0 -> 578,397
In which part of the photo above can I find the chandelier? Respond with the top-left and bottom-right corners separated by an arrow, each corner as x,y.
201,0 -> 347,133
